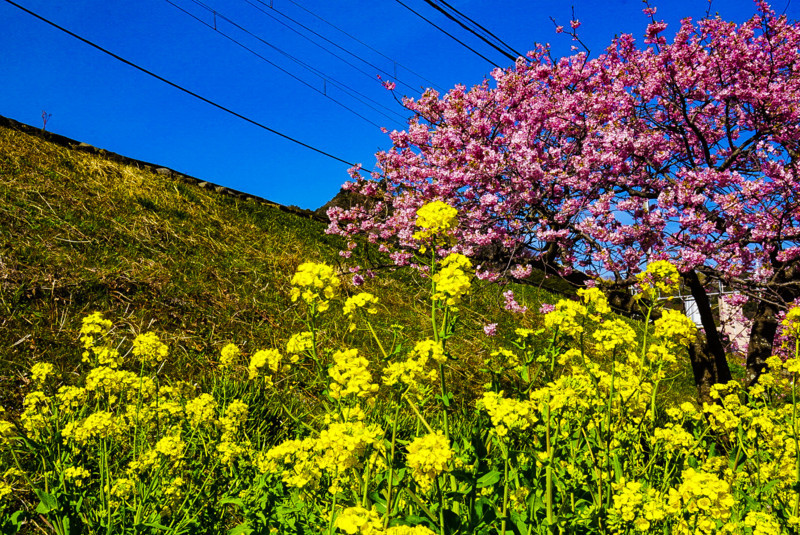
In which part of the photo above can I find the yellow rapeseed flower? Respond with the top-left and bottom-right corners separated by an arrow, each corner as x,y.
413,200 -> 458,241
262,437 -> 319,488
132,332 -> 168,367
577,287 -> 611,320
406,431 -> 454,491
544,299 -> 587,337
63,465 -> 91,487
654,309 -> 697,349
155,432 -> 185,460
286,332 -> 314,355
0,420 -> 17,444
248,349 -> 284,381
79,312 -> 113,349
20,391 -> 49,437
185,393 -> 217,427
432,253 -> 472,306
382,340 -> 443,394
478,391 -> 536,437
328,348 -> 379,400
343,292 -> 379,316
56,385 -> 88,412
290,262 -> 341,312
63,410 -> 121,445
636,261 -> 680,300
592,318 -> 636,353
335,506 -> 383,535
30,362 -> 55,387
219,343 -> 241,368
218,399 -> 249,438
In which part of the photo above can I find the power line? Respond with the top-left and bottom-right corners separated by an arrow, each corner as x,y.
245,0 -> 430,95
168,0 -> 405,128
392,0 -> 500,68
1,0 -> 357,166
280,0 -> 444,92
423,0 -> 525,61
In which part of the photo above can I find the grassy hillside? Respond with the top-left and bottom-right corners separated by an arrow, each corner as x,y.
0,121 -> 567,415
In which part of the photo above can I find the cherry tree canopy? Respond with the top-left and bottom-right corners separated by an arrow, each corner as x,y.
327,3 -> 800,397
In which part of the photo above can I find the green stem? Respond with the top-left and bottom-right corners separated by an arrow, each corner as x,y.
366,319 -> 389,360
793,358 -> 799,517
404,394 -> 434,434
545,402 -> 555,534
500,443 -> 510,535
328,492 -> 339,535
438,363 -> 450,441
103,439 -> 111,535
384,400 -> 402,529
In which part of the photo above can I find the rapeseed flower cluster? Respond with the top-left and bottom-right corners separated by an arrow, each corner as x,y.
328,348 -> 379,399
80,312 -> 123,368
287,331 -> 314,354
263,419 -> 381,493
592,318 -> 636,353
383,340 -> 443,395
478,391 -> 536,437
782,305 -> 800,344
131,332 -> 169,367
219,342 -> 241,368
20,391 -> 50,438
608,479 -> 668,533
431,253 -> 472,306
63,465 -> 91,487
577,287 -> 611,320
248,349 -> 285,382
635,260 -> 680,299
30,362 -> 55,387
344,292 -> 380,332
666,468 -> 735,534
343,292 -> 379,317
63,410 -> 123,445
290,261 -> 341,312
335,506 -> 383,535
543,299 -> 587,337
413,200 -> 458,241
185,393 -> 217,427
654,309 -> 698,349
406,432 -> 454,491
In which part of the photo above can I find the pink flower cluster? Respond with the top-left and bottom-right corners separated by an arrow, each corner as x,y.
329,5 -> 800,292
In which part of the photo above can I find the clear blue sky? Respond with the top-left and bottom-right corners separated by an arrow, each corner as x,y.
1,0 -> 793,209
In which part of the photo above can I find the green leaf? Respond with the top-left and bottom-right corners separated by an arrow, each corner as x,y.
612,454 -> 622,480
34,491 -> 58,514
476,469 -> 502,489
221,497 -> 245,508
142,521 -> 171,530
228,523 -> 253,535
510,510 -> 529,535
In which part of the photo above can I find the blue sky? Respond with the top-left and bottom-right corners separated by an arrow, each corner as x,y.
1,0 -> 793,209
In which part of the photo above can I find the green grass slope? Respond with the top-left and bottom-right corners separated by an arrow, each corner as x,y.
0,122 -> 350,405
0,121 -> 569,415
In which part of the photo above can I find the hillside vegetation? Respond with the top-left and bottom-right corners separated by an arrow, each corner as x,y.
0,121 -> 561,413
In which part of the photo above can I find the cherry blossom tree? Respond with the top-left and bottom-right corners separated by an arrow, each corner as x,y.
327,3 -> 800,400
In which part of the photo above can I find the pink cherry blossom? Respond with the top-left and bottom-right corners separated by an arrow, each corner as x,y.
328,3 -> 800,392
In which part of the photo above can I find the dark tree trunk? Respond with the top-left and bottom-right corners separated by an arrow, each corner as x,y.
744,299 -> 781,388
683,270 -> 732,403
744,262 -> 800,387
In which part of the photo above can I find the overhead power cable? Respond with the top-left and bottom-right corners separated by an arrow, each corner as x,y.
168,0 -> 405,128
423,0 -> 525,61
279,0 -> 444,92
392,0 -> 500,68
1,0 -> 357,166
245,0 -> 429,95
